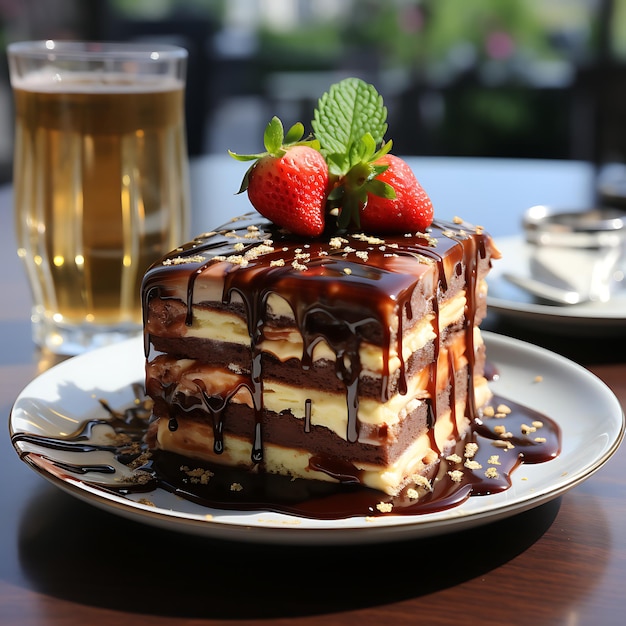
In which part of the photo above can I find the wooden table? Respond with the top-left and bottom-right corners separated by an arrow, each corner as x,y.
1,156 -> 625,626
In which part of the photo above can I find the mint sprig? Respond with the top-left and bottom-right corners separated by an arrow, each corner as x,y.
313,78 -> 395,229
313,77 -> 387,165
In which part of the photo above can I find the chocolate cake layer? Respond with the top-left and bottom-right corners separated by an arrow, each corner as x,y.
141,212 -> 500,494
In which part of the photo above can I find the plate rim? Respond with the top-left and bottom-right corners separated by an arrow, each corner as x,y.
9,332 -> 625,545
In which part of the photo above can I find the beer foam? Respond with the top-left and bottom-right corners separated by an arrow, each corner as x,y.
12,69 -> 183,93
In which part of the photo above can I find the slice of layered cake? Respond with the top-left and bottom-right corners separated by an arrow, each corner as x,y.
141,78 -> 501,500
142,213 -> 499,496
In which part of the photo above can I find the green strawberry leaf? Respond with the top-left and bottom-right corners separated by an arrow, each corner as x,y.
284,121 -> 305,144
371,139 -> 393,162
312,78 -> 387,169
337,191 -> 366,230
234,164 -> 255,194
349,133 -> 374,165
229,116 -> 320,163
366,179 -> 396,199
228,151 -> 260,163
263,116 -> 285,154
326,152 -> 350,176
371,163 -> 390,178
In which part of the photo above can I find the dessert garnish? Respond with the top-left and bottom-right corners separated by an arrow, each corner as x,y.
230,77 -> 434,235
228,118 -> 328,237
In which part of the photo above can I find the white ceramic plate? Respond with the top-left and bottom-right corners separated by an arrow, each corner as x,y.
9,333 -> 624,545
487,236 -> 626,335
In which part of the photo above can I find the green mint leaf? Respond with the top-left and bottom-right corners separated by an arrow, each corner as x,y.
312,78 -> 387,163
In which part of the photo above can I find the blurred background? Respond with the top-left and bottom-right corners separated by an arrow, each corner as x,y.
1,0 -> 626,183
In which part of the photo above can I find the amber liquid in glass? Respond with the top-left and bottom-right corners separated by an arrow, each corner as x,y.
13,74 -> 189,352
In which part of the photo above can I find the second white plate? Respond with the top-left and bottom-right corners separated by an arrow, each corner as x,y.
487,236 -> 626,335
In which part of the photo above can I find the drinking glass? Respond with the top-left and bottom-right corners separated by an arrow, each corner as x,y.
7,40 -> 190,354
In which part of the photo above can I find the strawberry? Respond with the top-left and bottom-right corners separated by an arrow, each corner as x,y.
230,117 -> 329,237
359,154 -> 433,233
247,146 -> 328,237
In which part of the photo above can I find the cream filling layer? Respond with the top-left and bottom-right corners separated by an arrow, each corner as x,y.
155,286 -> 482,376
153,379 -> 491,495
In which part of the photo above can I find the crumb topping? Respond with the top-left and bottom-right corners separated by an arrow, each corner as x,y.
163,254 -> 206,266
411,474 -> 433,491
492,440 -> 515,450
227,362 -> 244,375
118,469 -> 152,485
445,453 -> 462,464
180,465 -> 214,484
353,233 -> 386,245
464,442 -> 479,458
448,469 -> 464,483
291,259 -> 308,271
406,488 -> 419,500
329,236 -> 348,249
226,254 -> 248,267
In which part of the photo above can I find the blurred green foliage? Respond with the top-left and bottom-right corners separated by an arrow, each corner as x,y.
347,0 -> 555,66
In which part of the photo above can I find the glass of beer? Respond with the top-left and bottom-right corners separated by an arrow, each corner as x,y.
7,40 -> 190,355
